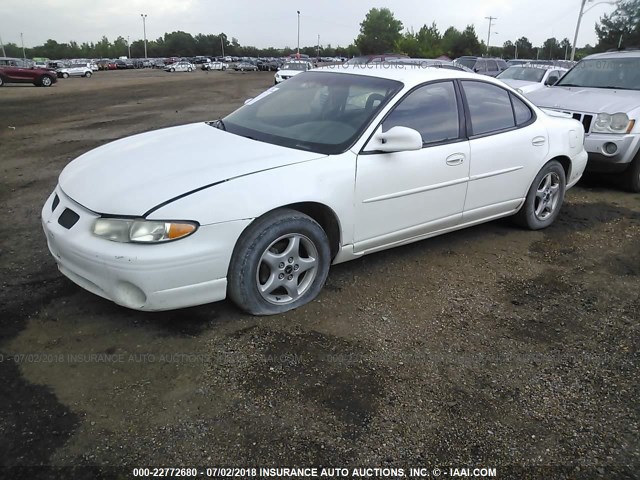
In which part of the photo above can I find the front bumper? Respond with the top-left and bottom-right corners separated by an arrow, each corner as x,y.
41,187 -> 251,311
584,132 -> 640,173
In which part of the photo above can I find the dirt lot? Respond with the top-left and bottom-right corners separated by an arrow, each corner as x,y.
0,68 -> 638,479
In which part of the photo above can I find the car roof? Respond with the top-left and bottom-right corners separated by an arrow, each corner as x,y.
584,49 -> 640,60
314,64 -> 488,86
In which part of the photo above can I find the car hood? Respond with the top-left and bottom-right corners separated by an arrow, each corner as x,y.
59,122 -> 326,216
526,86 -> 640,114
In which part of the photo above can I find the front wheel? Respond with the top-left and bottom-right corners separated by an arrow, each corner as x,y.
513,160 -> 566,230
227,209 -> 331,315
40,75 -> 53,87
0,76 -> 4,87
187,67 -> 192,72
85,71 -> 92,78
62,72 -> 69,79
170,68 -> 175,72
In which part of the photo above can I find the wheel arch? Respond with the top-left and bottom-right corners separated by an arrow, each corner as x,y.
549,155 -> 571,182
236,202 -> 342,261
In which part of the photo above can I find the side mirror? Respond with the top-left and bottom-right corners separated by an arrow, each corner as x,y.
365,126 -> 423,153
546,77 -> 559,86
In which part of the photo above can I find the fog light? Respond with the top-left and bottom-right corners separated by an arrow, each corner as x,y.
604,142 -> 618,155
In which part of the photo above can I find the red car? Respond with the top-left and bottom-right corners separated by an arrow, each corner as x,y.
0,57 -> 57,87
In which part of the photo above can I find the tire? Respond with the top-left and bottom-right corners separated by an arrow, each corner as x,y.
40,75 -> 53,87
187,67 -> 192,72
170,68 -> 175,72
62,72 -> 69,79
622,153 -> 640,193
227,209 -> 331,315
513,160 -> 566,230
0,76 -> 4,87
85,72 -> 92,78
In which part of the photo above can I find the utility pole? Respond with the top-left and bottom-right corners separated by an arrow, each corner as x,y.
141,14 -> 148,59
317,34 -> 320,59
221,35 -> 225,58
127,35 -> 131,58
515,42 -> 518,59
0,34 -> 6,57
485,16 -> 496,55
296,10 -> 301,55
20,32 -> 26,59
571,0 -> 617,61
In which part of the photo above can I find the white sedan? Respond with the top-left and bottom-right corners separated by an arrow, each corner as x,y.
496,64 -> 568,95
164,61 -> 194,72
42,66 -> 587,315
202,61 -> 227,71
274,61 -> 313,84
56,63 -> 93,78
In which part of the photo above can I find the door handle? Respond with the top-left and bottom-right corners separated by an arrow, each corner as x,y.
446,154 -> 465,166
532,136 -> 546,147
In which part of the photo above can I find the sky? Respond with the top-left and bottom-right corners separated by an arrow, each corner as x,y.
0,0 -> 618,50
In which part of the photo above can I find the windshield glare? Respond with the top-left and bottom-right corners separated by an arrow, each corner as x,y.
497,66 -> 546,82
557,58 -> 640,90
222,71 -> 403,154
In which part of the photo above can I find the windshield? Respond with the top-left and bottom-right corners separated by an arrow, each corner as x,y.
497,66 -> 546,82
283,63 -> 307,71
222,71 -> 402,154
456,57 -> 476,69
556,57 -> 640,90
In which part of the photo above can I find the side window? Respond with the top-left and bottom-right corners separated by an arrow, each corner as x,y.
475,59 -> 487,73
382,81 -> 460,145
462,81 -> 516,135
511,93 -> 533,125
486,60 -> 499,72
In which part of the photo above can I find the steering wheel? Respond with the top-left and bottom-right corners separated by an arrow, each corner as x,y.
365,93 -> 385,112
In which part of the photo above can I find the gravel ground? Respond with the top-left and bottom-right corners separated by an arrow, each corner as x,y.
0,68 -> 638,479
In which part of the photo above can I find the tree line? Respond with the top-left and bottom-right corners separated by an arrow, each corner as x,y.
2,0 -> 638,60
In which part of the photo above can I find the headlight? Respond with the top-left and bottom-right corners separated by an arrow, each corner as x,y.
93,218 -> 197,243
592,112 -> 633,134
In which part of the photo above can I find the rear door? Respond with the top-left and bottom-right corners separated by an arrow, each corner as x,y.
459,80 -> 549,221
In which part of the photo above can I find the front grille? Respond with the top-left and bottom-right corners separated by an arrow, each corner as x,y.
564,111 -> 594,133
58,208 -> 80,229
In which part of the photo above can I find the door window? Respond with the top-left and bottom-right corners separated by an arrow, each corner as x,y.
382,81 -> 460,145
461,81 -> 516,135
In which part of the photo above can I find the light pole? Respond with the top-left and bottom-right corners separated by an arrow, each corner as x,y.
127,35 -> 131,58
485,16 -> 496,55
571,0 -> 617,61
141,14 -> 148,59
0,34 -> 6,57
515,42 -> 518,59
297,10 -> 300,55
20,32 -> 25,59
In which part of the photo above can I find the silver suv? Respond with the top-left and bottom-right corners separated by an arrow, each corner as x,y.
527,50 -> 640,192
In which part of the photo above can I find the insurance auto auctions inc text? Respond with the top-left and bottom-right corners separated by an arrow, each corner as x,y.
249,467 -> 497,477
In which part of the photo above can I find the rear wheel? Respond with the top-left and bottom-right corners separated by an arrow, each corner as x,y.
227,209 -> 331,315
0,76 -> 4,87
622,153 -> 640,193
40,75 -> 53,87
85,71 -> 92,78
513,160 -> 566,230
62,72 -> 69,79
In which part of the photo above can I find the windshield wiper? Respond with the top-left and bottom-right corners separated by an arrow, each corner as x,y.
556,83 -> 582,87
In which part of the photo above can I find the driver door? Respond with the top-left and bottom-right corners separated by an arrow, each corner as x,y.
354,81 -> 470,253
